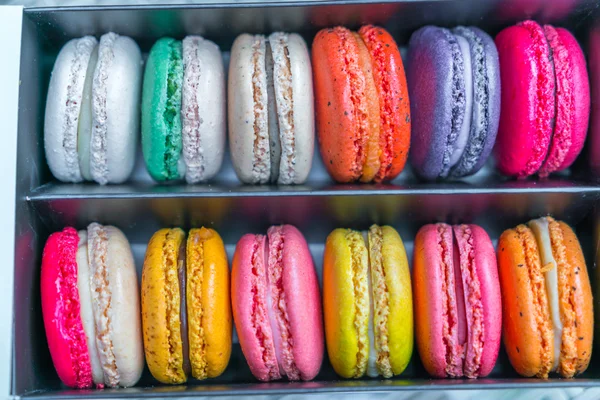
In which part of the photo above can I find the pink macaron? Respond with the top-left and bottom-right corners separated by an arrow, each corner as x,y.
494,21 -> 590,178
231,225 -> 324,381
413,223 -> 501,378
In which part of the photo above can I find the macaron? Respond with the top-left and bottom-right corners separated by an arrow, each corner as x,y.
312,26 -> 410,183
495,21 -> 590,178
323,225 -> 413,378
142,36 -> 225,183
228,33 -> 314,185
232,225 -> 323,381
498,216 -> 593,378
589,25 -> 600,176
41,223 -> 144,388
44,33 -> 142,184
413,223 -> 501,378
141,227 -> 231,384
407,26 -> 500,180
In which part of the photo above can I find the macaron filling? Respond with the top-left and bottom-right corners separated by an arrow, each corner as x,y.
346,230 -> 370,378
266,226 -> 301,380
163,41 -> 184,180
453,225 -> 484,378
249,234 -> 280,380
177,239 -> 192,377
437,224 -> 463,377
367,226 -> 393,378
439,29 -> 466,178
515,224 -> 553,378
55,228 -> 94,388
539,26 -> 573,177
87,223 -> 120,387
77,42 -> 99,182
518,21 -> 557,176
250,37 -> 271,183
269,33 -> 297,185
181,37 -> 206,184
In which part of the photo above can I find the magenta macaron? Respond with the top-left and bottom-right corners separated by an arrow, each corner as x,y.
413,223 -> 501,378
494,20 -> 590,178
231,225 -> 324,381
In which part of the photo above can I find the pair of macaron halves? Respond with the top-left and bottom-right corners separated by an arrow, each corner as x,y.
407,26 -> 501,181
44,33 -> 142,185
228,33 -> 315,185
323,225 -> 413,378
41,224 -> 144,388
142,37 -> 226,184
312,26 -> 411,184
141,227 -> 232,383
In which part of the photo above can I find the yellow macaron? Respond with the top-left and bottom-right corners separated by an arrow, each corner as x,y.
323,225 -> 413,378
141,227 -> 231,384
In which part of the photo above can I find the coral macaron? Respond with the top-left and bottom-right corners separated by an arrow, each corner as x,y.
232,225 -> 323,381
41,224 -> 144,388
413,223 -> 501,378
495,21 -> 590,178
141,228 -> 231,384
498,217 -> 593,378
312,26 -> 410,183
323,225 -> 413,378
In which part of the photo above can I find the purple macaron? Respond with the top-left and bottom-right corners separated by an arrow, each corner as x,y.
407,26 -> 500,180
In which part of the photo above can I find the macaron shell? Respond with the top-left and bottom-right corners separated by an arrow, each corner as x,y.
323,229 -> 369,378
590,25 -> 600,175
494,22 -> 555,177
181,37 -> 226,183
358,25 -> 411,181
142,38 -> 184,181
466,224 -> 501,377
231,234 -> 280,381
44,37 -> 97,183
278,225 -> 324,380
141,228 -> 186,384
551,28 -> 589,172
413,224 -> 457,377
497,227 -> 554,378
41,228 -> 92,388
102,226 -> 144,387
312,27 -> 367,183
407,27 -> 461,180
555,221 -> 593,376
352,32 -> 381,183
90,34 -> 142,184
380,226 -> 413,375
186,228 -> 231,379
271,33 -> 315,184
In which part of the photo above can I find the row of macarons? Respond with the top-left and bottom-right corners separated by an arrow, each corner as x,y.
41,217 -> 592,389
45,20 -> 597,186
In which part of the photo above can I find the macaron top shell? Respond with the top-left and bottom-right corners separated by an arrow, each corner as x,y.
142,38 -> 184,181
408,26 -> 466,180
494,21 -> 556,177
44,37 -> 97,183
41,227 -> 93,388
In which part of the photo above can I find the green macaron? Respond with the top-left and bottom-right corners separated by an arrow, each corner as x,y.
142,37 -> 184,181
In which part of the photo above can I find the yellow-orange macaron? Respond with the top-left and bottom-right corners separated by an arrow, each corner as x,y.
141,227 -> 231,384
323,225 -> 413,378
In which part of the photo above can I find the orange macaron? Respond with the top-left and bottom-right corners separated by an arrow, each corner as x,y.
498,217 -> 593,378
312,25 -> 410,183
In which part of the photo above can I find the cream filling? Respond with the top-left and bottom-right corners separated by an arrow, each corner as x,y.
250,35 -> 271,183
77,45 -> 99,181
362,231 -> 377,377
90,33 -> 118,185
449,35 -> 473,169
87,223 -> 120,387
76,230 -> 104,385
529,218 -> 562,371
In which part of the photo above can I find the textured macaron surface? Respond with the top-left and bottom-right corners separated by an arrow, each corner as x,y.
408,26 -> 466,180
41,227 -> 93,388
494,21 -> 556,177
142,38 -> 184,181
449,27 -> 501,178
